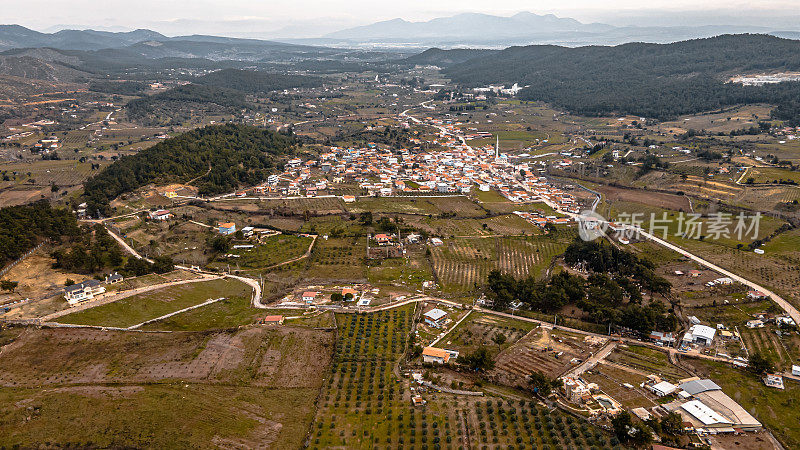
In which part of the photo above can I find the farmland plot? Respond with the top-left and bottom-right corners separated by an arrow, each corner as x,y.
431,237 -> 567,294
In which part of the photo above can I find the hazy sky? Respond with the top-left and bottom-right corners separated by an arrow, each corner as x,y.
6,0 -> 800,37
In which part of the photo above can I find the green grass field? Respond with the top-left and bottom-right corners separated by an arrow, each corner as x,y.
59,278 -> 250,328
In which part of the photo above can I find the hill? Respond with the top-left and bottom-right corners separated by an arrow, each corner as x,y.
82,124 -> 296,217
444,34 -> 800,122
326,12 -> 611,41
0,25 -> 164,51
196,69 -> 324,93
401,48 -> 497,67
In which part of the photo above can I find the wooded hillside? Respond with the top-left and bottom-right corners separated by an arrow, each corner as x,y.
83,124 -> 296,216
443,34 -> 800,122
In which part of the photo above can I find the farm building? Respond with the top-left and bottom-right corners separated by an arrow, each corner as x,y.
792,365 -> 800,376
671,378 -> 762,432
763,374 -> 784,389
422,346 -> 450,364
423,308 -> 448,328
683,325 -> 716,346
373,233 -> 392,245
302,291 -> 318,303
263,315 -> 284,325
149,209 -> 173,221
648,331 -> 675,345
562,377 -> 597,403
746,319 -> 765,329
649,381 -> 678,397
218,222 -> 237,235
64,280 -> 106,305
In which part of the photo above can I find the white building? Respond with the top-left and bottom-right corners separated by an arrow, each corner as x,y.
649,381 -> 678,397
64,280 -> 106,305
683,324 -> 717,346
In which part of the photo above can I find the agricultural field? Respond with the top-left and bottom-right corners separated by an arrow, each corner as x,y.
492,327 -> 599,384
308,305 -> 618,449
58,278 -> 250,328
347,196 -> 485,217
606,345 -> 691,382
302,236 -> 367,280
215,234 -> 313,271
746,166 -> 800,184
431,236 -> 569,295
140,283 -> 288,332
440,312 -> 536,356
409,213 -> 541,237
367,252 -> 434,291
0,326 -> 333,448
678,238 -> 800,311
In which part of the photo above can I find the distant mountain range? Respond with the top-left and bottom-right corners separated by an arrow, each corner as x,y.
325,12 -> 613,41
309,11 -> 798,48
0,25 -> 389,82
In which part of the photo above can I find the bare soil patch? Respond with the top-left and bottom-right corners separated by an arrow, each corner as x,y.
595,184 -> 690,211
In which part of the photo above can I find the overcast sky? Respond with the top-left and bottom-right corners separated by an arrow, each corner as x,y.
6,0 -> 800,37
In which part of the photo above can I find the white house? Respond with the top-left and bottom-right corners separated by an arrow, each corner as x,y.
148,209 -> 172,221
64,280 -> 106,305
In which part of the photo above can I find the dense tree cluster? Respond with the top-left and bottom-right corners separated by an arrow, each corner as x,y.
50,223 -> 174,276
52,224 -> 124,273
563,239 -> 672,296
83,124 -> 296,216
456,346 -> 495,372
0,201 -> 81,267
443,34 -> 800,123
486,239 -> 676,334
196,69 -> 324,93
126,84 -> 247,125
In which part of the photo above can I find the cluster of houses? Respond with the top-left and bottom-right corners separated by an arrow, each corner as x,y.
208,120 -> 583,215
31,135 -> 60,154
